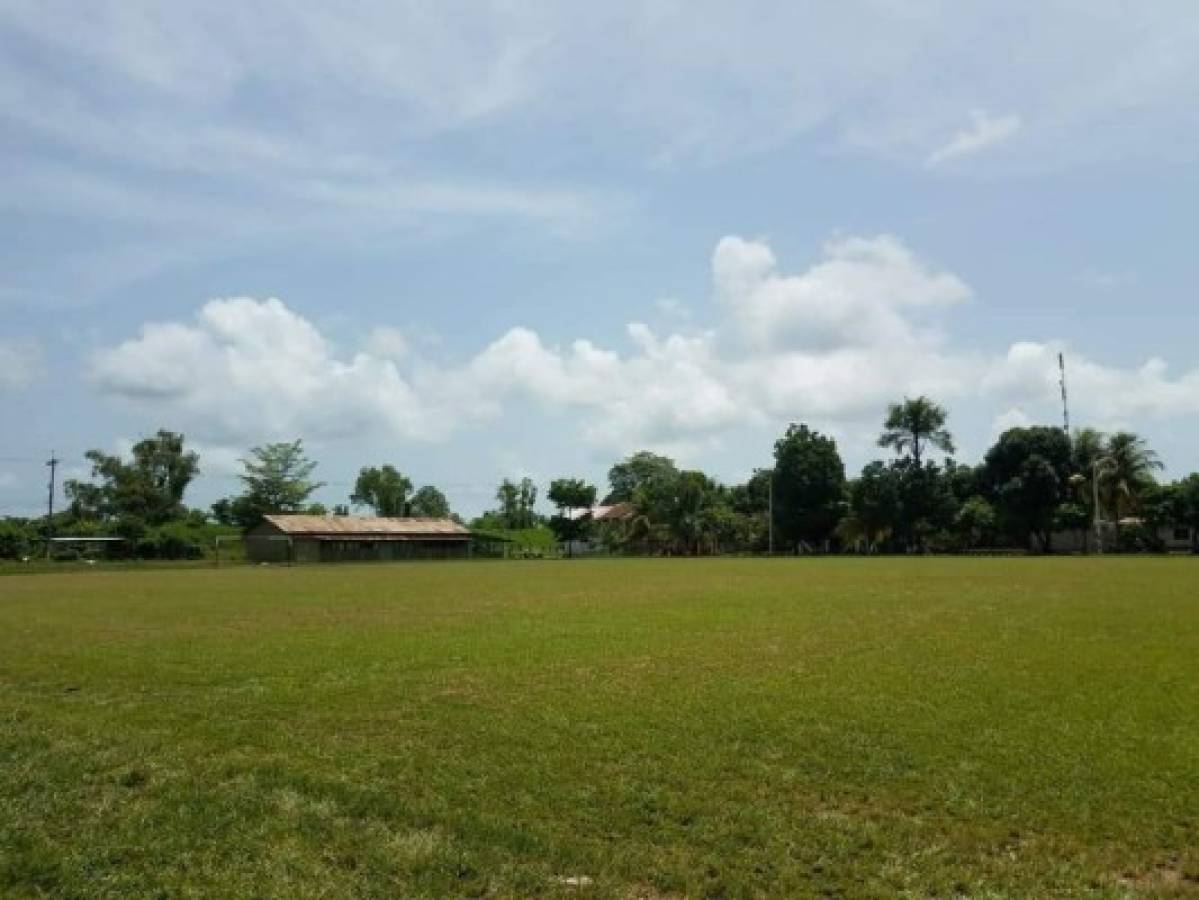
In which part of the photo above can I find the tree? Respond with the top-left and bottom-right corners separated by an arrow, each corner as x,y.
409,485 -> 451,518
983,426 -> 1073,552
630,468 -> 727,555
492,477 -> 539,529
233,440 -> 323,529
605,451 -> 679,504
663,471 -> 721,555
517,477 -> 538,528
848,461 -> 901,550
893,459 -> 958,552
1174,474 -> 1199,553
351,465 -> 413,516
954,496 -> 998,550
64,430 -> 200,525
495,479 -> 519,526
772,424 -> 846,551
547,478 -> 598,555
1099,431 -> 1163,546
879,397 -> 955,465
0,519 -> 34,560
210,498 -> 234,525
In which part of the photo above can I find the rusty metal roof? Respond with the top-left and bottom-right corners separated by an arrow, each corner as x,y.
595,502 -> 636,521
262,515 -> 470,538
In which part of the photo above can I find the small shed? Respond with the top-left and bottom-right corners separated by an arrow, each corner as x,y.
246,515 -> 472,563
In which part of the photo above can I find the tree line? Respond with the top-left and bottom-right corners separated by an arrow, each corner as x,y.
546,397 -> 1198,556
2,395 -> 1198,560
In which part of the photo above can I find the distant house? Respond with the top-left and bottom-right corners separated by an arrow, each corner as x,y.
246,514 -> 472,563
1042,518 -> 1196,553
561,502 -> 638,555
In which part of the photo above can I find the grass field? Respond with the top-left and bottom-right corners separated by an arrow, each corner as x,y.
1,559 -> 1197,898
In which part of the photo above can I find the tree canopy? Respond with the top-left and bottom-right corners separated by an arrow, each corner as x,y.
408,485 -> 451,519
605,451 -> 679,504
547,477 -> 598,553
231,440 -> 323,529
772,423 -> 846,550
879,396 -> 955,464
983,426 -> 1073,552
351,465 -> 413,517
64,430 -> 199,526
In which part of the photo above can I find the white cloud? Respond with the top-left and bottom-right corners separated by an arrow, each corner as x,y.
88,234 -> 1199,458
0,338 -> 42,391
90,298 -> 446,444
4,1 -> 1199,316
992,407 -> 1032,434
364,327 -> 409,362
983,342 -> 1199,424
926,110 -> 1023,167
713,234 -> 971,352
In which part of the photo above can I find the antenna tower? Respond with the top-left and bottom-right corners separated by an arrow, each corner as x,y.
1058,353 -> 1070,435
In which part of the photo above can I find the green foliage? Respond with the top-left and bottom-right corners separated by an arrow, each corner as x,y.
0,519 -> 34,559
954,496 -> 998,549
408,485 -> 451,518
210,497 -> 234,525
351,465 -> 412,517
848,461 -> 901,549
546,478 -> 598,551
1100,432 -> 1163,542
491,477 -> 539,529
134,521 -> 206,560
64,430 -> 199,525
1175,475 -> 1199,551
231,440 -> 323,530
605,451 -> 679,503
633,469 -> 729,554
468,520 -> 558,557
893,459 -> 959,551
878,396 -> 955,464
772,423 -> 846,550
984,426 -> 1073,551
728,469 -> 770,516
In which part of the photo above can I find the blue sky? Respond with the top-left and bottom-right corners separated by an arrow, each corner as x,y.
3,1 -> 1199,518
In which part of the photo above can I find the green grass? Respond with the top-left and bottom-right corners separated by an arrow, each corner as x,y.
1,559 -> 1196,898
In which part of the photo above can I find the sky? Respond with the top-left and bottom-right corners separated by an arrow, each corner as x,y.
3,1 -> 1199,519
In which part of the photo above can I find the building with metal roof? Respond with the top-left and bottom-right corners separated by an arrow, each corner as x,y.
246,514 -> 472,563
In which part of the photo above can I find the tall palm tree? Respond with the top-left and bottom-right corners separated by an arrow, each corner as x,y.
1100,431 -> 1163,546
878,396 -> 955,464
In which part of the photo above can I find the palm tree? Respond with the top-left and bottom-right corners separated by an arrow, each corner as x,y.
878,396 -> 955,464
1069,427 -> 1107,552
1100,431 -> 1163,546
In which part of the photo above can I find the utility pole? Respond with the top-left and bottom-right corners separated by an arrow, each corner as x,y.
45,451 -> 59,559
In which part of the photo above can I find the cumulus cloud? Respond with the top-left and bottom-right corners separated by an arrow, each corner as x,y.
0,338 -> 43,391
713,234 -> 970,351
982,341 -> 1199,424
88,234 -> 1199,456
91,298 -> 445,444
926,110 -> 1023,167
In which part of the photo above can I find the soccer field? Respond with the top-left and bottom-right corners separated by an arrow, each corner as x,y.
1,559 -> 1196,898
